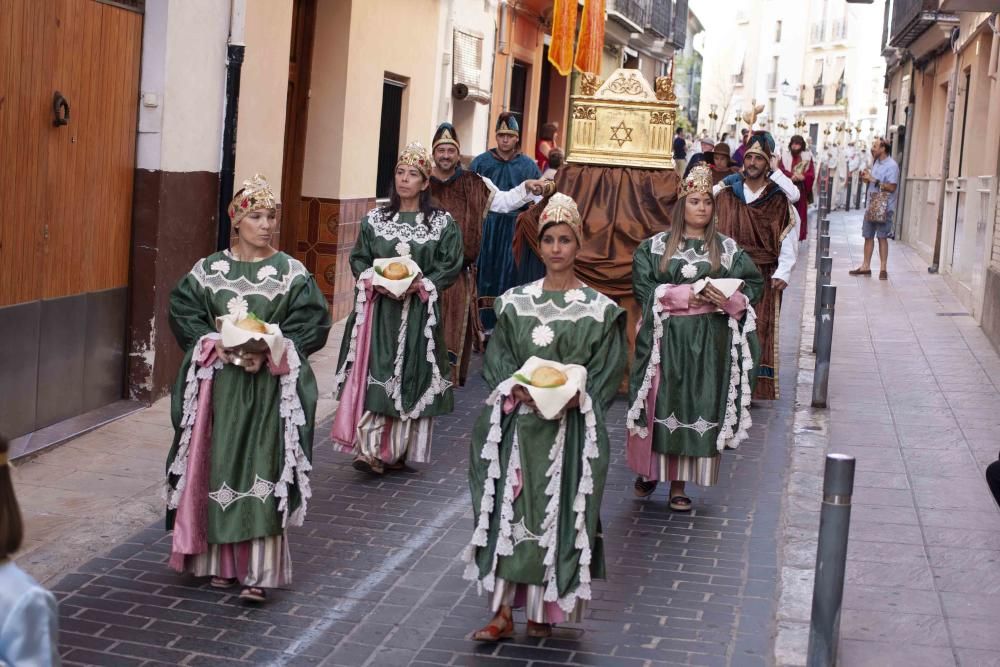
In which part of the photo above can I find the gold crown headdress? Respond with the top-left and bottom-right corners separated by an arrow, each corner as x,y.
539,193 -> 583,244
229,174 -> 277,226
397,141 -> 433,179
680,164 -> 714,198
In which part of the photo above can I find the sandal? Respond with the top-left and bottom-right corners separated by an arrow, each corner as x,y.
848,267 -> 872,276
210,577 -> 237,589
353,455 -> 384,475
526,620 -> 552,638
633,477 -> 658,498
669,495 -> 693,512
239,586 -> 267,602
472,610 -> 514,642
879,270 -> 888,281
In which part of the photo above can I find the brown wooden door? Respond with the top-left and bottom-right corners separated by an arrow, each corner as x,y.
280,0 -> 317,256
0,0 -> 141,307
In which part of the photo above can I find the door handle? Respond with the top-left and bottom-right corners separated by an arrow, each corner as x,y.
53,91 -> 70,127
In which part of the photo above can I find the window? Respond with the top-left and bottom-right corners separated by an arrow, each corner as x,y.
775,20 -> 782,42
809,122 -> 819,148
509,61 -> 529,131
768,56 -> 780,90
813,60 -> 825,106
375,78 -> 406,199
453,29 -> 485,95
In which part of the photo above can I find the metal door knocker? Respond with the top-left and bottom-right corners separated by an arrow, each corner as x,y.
53,91 -> 70,127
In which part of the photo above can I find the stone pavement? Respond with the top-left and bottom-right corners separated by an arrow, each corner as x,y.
28,263 -> 808,666
775,209 -> 1000,666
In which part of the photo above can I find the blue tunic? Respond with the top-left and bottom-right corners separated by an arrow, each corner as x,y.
469,149 -> 540,331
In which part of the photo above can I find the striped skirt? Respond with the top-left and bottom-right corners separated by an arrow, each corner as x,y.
355,411 -> 433,464
184,534 -> 292,588
645,453 -> 721,487
489,577 -> 586,625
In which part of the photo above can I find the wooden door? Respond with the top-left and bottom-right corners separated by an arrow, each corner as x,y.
280,0 -> 317,255
0,0 -> 141,306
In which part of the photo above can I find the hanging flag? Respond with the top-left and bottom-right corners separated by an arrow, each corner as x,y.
574,0 -> 606,75
548,0 -> 578,77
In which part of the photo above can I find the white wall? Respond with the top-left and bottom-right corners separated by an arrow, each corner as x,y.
159,0 -> 230,172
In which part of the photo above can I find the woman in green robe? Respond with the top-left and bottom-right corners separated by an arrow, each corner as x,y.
464,194 -> 626,641
332,142 -> 464,475
165,175 -> 331,602
627,164 -> 763,512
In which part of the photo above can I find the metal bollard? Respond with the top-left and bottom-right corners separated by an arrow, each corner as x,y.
816,234 -> 830,269
819,216 -> 830,238
811,285 -> 836,408
807,453 -> 856,667
812,257 -> 833,353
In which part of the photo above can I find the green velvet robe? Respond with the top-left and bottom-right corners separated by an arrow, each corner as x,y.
166,251 -> 331,542
627,233 -> 763,459
465,282 -> 626,611
334,208 -> 464,419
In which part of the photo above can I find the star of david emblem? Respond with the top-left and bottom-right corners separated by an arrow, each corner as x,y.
609,120 -> 634,147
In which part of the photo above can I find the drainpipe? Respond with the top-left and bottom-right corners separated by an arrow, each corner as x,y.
217,0 -> 247,250
895,57 -> 915,244
499,0 -> 512,112
929,27 -> 961,274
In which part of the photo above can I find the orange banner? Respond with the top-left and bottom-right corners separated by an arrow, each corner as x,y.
574,0 -> 606,75
547,0 -> 578,77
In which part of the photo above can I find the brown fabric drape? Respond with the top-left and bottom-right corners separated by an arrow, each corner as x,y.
714,184 -> 794,401
514,164 -> 679,298
514,164 -> 680,390
431,171 -> 494,385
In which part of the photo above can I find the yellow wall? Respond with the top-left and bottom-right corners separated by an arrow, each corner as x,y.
234,0 -> 294,193
302,0 -> 443,200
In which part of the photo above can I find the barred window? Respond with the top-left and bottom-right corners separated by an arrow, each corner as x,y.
453,29 -> 484,90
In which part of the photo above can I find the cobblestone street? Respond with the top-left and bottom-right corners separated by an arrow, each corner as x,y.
50,271 -> 805,667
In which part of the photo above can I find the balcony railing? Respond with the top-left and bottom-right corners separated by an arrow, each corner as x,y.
889,0 -> 957,48
645,0 -> 671,38
612,0 -> 649,29
640,0 -> 687,48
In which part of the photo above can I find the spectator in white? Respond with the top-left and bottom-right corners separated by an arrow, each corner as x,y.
849,137 -> 899,280
673,127 -> 688,176
0,436 -> 60,666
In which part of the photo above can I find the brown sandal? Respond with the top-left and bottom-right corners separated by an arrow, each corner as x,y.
239,586 -> 267,602
210,577 -> 237,589
472,610 -> 514,642
526,620 -> 552,638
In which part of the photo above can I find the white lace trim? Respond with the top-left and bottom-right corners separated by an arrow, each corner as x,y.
497,281 -> 614,325
166,333 -> 222,509
209,475 -> 275,511
626,284 -> 669,437
191,256 -> 309,299
332,268 -> 374,396
390,278 -> 451,420
366,207 -> 451,244
654,413 -> 718,435
275,342 -> 312,526
716,302 -> 757,451
649,233 -> 738,271
166,336 -> 312,527
463,382 -> 600,614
